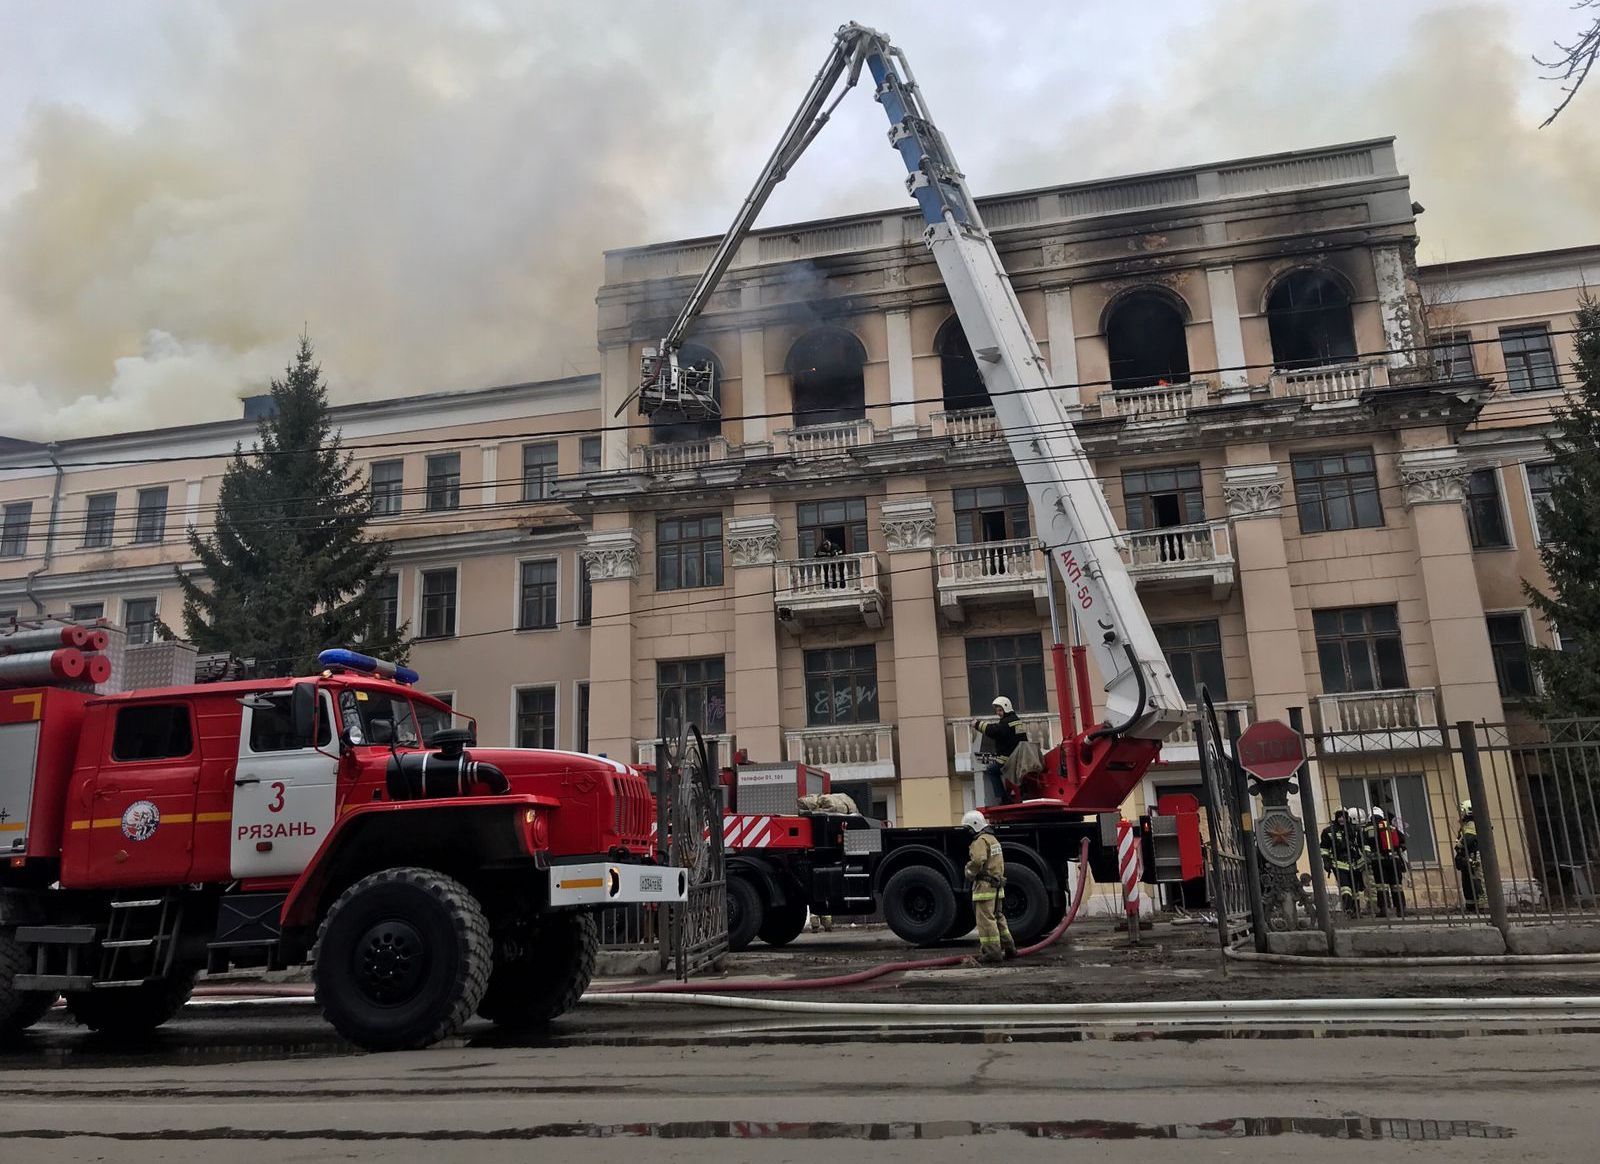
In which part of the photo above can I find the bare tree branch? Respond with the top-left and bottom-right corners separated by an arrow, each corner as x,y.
1538,0 -> 1600,127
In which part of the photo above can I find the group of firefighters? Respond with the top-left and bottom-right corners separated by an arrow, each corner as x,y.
1318,799 -> 1487,917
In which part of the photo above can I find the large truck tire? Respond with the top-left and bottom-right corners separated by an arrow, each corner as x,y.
726,876 -> 764,952
314,867 -> 492,1052
1001,864 -> 1050,946
757,901 -> 808,947
0,929 -> 57,1040
942,899 -> 976,941
67,969 -> 197,1036
477,912 -> 597,1031
882,865 -> 958,947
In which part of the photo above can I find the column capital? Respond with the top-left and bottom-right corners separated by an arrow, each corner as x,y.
1398,448 -> 1470,507
880,498 -> 937,552
1222,464 -> 1284,518
726,515 -> 781,567
580,528 -> 641,581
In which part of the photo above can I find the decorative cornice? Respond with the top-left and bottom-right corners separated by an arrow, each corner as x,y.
880,498 -> 937,552
1398,449 -> 1469,507
1222,466 -> 1285,518
725,515 -> 780,567
580,528 -> 641,581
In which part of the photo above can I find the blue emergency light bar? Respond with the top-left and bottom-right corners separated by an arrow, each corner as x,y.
317,648 -> 420,686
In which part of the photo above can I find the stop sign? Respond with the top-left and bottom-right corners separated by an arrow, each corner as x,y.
1236,719 -> 1305,781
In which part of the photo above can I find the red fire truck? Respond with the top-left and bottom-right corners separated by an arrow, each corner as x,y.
0,648 -> 685,1051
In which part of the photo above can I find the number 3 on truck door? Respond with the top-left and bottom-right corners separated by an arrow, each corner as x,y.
230,691 -> 338,878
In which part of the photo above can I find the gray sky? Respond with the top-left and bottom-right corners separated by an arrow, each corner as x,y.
0,0 -> 1594,438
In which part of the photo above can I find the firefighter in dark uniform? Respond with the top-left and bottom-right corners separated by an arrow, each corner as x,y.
963,809 -> 1017,964
1455,800 -> 1487,911
1365,806 -> 1408,917
1319,807 -> 1367,918
973,696 -> 1023,806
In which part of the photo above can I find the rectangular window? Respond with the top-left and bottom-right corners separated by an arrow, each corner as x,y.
580,436 -> 602,475
797,497 -> 869,557
1314,605 -> 1408,693
373,574 -> 400,635
83,493 -> 116,548
1487,612 -> 1537,699
111,704 -> 194,762
1527,462 -> 1559,543
1337,774 -> 1437,863
521,442 -> 559,502
70,602 -> 104,623
656,657 -> 726,738
518,559 -> 559,630
425,453 -> 461,512
124,597 -> 158,646
515,687 -> 557,749
656,513 -> 723,591
804,645 -> 879,726
419,568 -> 458,638
0,502 -> 31,557
1431,331 -> 1477,381
1292,449 -> 1382,534
1154,620 -> 1227,704
576,681 -> 590,752
1122,465 -> 1204,531
964,635 -> 1046,715
1500,325 -> 1560,393
577,558 -> 592,627
133,486 -> 169,544
248,691 -> 331,752
1466,468 -> 1510,549
954,483 -> 1030,544
370,460 -> 404,516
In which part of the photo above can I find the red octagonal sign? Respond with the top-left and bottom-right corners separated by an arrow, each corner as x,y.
1236,719 -> 1306,782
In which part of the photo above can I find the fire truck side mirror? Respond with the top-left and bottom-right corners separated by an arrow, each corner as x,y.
368,718 -> 395,746
291,682 -> 318,747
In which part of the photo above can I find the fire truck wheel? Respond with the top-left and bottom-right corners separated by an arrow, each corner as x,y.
314,867 -> 492,1051
942,900 -> 976,941
0,930 -> 58,1040
66,969 -> 197,1036
757,901 -> 808,946
477,912 -> 598,1031
1000,864 -> 1049,945
881,865 -> 958,947
726,876 -> 764,952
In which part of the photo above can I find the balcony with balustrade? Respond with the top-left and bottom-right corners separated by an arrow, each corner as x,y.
934,539 -> 1049,620
774,552 -> 885,629
1268,360 -> 1387,406
932,406 -> 1001,445
629,436 -> 732,475
1159,700 -> 1255,764
774,418 -> 875,458
1099,379 -> 1212,423
1315,688 -> 1444,752
784,723 -> 897,783
634,734 -> 737,768
947,712 -> 1066,777
1120,520 -> 1235,596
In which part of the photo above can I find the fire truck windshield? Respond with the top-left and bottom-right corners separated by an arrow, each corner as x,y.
339,689 -> 421,747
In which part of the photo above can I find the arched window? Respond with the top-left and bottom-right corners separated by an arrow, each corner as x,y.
651,342 -> 722,444
786,328 -> 867,427
1105,291 -> 1190,390
1267,270 -> 1356,370
935,316 -> 988,410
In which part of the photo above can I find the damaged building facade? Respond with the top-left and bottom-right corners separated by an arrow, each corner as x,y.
0,137 -> 1593,862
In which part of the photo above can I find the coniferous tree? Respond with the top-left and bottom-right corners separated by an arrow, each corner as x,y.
1525,295 -> 1600,717
175,337 -> 408,676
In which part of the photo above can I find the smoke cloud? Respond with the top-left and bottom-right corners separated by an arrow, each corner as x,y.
0,1 -> 1594,439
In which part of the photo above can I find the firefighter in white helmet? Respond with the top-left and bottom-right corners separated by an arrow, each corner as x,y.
962,809 -> 1017,964
973,696 -> 1025,806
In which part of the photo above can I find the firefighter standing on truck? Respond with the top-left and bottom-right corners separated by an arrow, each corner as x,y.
963,809 -> 1017,964
973,696 -> 1024,806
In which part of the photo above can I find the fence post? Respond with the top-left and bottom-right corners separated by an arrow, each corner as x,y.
1456,721 -> 1511,943
1227,709 -> 1271,952
1289,706 -> 1337,955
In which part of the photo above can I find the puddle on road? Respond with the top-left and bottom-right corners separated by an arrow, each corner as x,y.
6,1117 -> 1514,1142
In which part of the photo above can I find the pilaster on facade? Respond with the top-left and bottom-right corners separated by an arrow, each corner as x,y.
726,515 -> 781,567
1398,448 -> 1470,508
1041,281 -> 1079,403
1205,265 -> 1250,391
880,498 -> 937,552
1222,465 -> 1285,519
580,528 -> 641,581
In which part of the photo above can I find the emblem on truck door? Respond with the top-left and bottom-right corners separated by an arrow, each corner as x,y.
120,800 -> 161,842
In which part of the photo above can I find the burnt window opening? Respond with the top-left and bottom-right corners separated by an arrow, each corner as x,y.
651,342 -> 722,444
1106,292 -> 1190,389
1267,270 -> 1357,370
787,328 -> 867,427
935,316 -> 988,411
1123,465 -> 1205,531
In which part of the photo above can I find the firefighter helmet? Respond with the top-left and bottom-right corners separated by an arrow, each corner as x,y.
962,809 -> 989,833
991,696 -> 1014,714
1459,799 -> 1473,819
1371,807 -> 1386,820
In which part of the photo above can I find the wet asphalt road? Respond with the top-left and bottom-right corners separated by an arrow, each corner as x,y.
3,1002 -> 1600,1162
